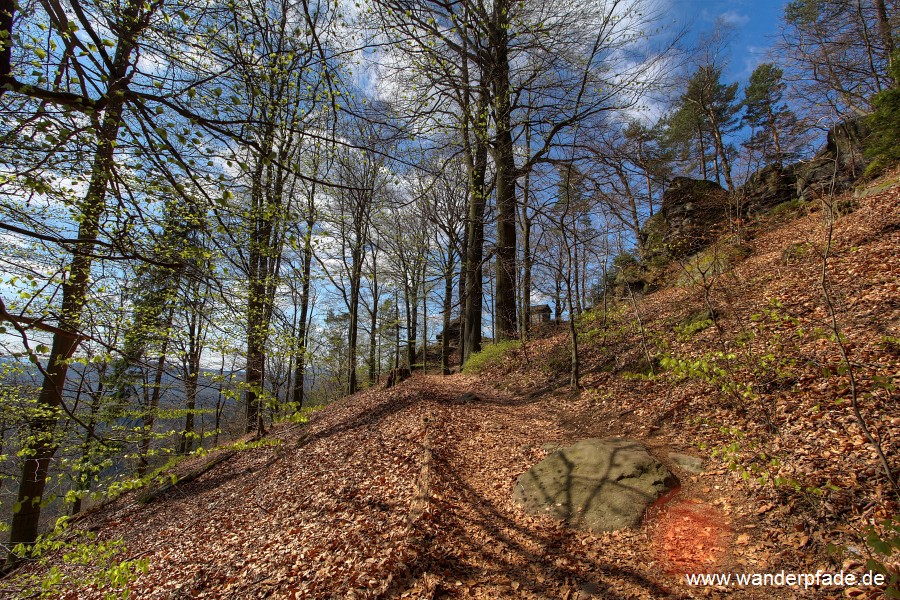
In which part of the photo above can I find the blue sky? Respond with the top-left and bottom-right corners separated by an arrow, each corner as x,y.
673,0 -> 787,81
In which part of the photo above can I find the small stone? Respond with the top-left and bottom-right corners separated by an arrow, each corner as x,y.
668,452 -> 705,474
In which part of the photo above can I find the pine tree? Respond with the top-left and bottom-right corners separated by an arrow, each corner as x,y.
743,63 -> 797,166
682,66 -> 741,192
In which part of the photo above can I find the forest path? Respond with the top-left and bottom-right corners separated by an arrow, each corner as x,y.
389,373 -> 758,599
72,371 -> 814,599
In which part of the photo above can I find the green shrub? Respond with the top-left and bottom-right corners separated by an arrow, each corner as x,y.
5,516 -> 148,598
864,514 -> 900,597
674,309 -> 715,339
640,212 -> 671,266
461,339 -> 521,374
865,51 -> 900,177
781,241 -> 813,265
676,239 -> 748,286
769,198 -> 808,221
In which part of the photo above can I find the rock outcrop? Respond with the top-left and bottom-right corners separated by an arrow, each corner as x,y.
513,437 -> 677,532
642,177 -> 729,261
740,163 -> 797,213
435,317 -> 461,347
792,118 -> 870,201
640,118 -> 871,265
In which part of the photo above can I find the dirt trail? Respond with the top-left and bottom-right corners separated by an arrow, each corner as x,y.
60,372 -> 822,599
388,374 -> 772,600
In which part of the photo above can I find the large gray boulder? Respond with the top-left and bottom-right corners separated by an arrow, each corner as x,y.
513,437 -> 677,532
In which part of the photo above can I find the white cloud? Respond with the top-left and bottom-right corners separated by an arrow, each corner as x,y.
716,10 -> 750,27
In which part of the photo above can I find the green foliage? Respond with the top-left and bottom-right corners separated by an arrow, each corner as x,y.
781,240 -> 814,264
769,198 -> 809,222
742,63 -> 797,163
660,298 -> 801,407
674,309 -> 714,339
610,250 -> 645,290
639,212 -> 671,267
660,352 -> 755,400
676,240 -> 749,286
864,514 -> 900,597
462,340 -> 522,374
5,516 -> 148,598
663,64 -> 741,180
276,404 -> 323,425
865,52 -> 900,177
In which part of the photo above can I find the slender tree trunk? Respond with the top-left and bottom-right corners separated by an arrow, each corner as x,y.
348,241 -> 363,394
554,274 -> 562,325
521,209 -> 532,338
71,364 -> 106,515
394,293 -> 400,371
615,168 -> 644,257
874,0 -> 895,77
138,309 -> 173,477
179,326 -> 203,454
766,103 -> 784,165
291,223 -> 313,410
369,295 -> 378,386
442,269 -> 453,375
8,88 -> 128,556
458,222 -> 468,357
244,152 -> 271,435
567,282 -> 580,389
404,285 -> 416,368
462,142 -> 487,362
706,112 -> 734,192
573,225 -> 582,315
696,123 -> 708,180
421,282 -> 427,372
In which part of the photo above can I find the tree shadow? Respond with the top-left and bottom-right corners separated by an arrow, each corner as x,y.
397,439 -> 677,598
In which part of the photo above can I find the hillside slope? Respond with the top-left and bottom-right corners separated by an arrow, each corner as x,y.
6,183 -> 899,599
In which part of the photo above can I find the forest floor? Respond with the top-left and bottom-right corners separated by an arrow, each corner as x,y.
52,373 -> 804,600
9,175 -> 900,599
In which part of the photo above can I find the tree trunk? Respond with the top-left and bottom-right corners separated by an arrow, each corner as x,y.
520,167 -> 532,338
179,321 -> 203,455
291,223 -> 313,411
696,122 -> 708,180
421,280 -> 427,372
442,269 -> 453,375
490,2 -> 518,341
8,87 -> 128,557
138,308 -> 173,477
347,242 -> 362,394
462,128 -> 488,362
404,284 -> 417,369
369,292 -> 378,386
874,0 -> 895,77
707,111 -> 734,193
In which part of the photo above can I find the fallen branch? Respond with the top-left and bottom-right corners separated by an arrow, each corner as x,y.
136,450 -> 237,505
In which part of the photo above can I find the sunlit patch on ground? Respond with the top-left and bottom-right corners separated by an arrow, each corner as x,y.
649,496 -> 733,575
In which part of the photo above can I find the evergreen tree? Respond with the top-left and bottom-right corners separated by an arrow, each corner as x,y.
743,63 -> 797,165
682,66 -> 741,191
865,51 -> 900,176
